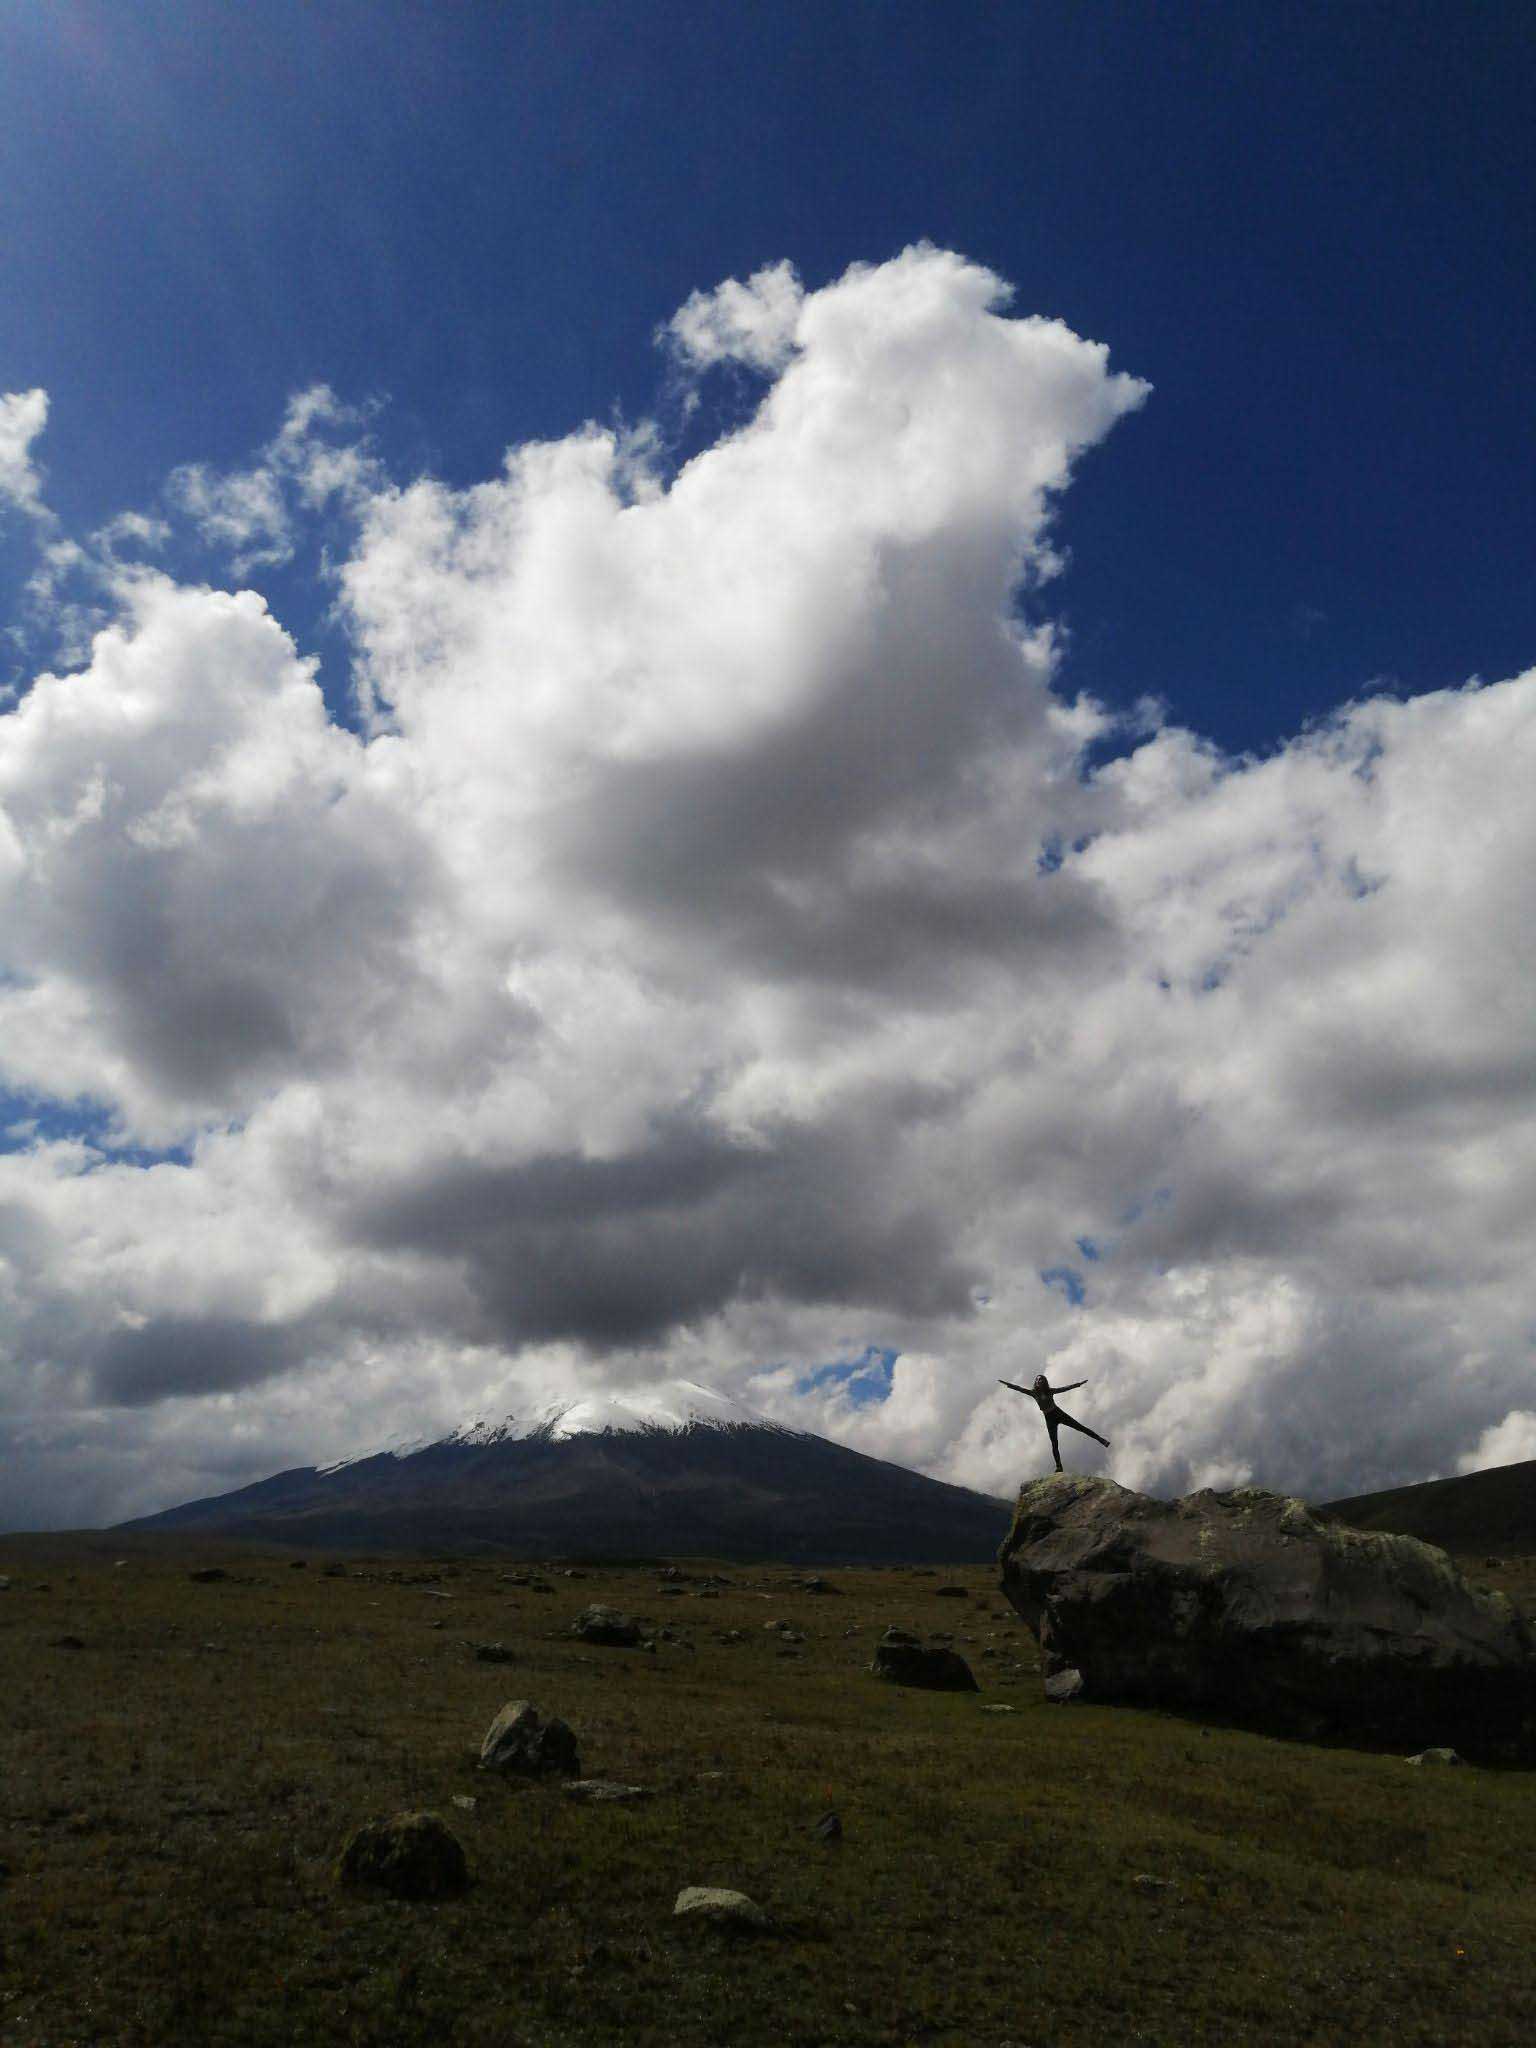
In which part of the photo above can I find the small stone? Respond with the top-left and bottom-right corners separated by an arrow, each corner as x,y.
673,1886 -> 770,1929
870,1627 -> 979,1692
1134,1873 -> 1174,1892
572,1604 -> 642,1647
472,1642 -> 516,1664
812,1811 -> 842,1841
1405,1747 -> 1465,1766
423,1589 -> 453,1601
935,1585 -> 969,1599
451,1794 -> 477,1812
479,1699 -> 581,1778
0,1575 -> 10,1591
563,1780 -> 652,1803
334,1811 -> 468,1899
188,1567 -> 228,1583
979,1704 -> 1019,1714
52,1634 -> 85,1650
1044,1667 -> 1085,1703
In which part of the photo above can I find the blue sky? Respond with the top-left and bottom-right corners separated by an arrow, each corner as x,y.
3,1 -> 1531,751
2,3 -> 1534,1529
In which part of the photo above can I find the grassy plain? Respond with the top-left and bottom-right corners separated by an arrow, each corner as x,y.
2,1537 -> 1535,2047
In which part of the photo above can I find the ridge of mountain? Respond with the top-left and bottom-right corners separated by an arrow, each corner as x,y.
116,1377 -> 1012,1564
1318,1457 -> 1536,1558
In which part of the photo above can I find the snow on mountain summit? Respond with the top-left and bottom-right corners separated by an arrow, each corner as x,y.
451,1376 -> 785,1445
320,1377 -> 785,1473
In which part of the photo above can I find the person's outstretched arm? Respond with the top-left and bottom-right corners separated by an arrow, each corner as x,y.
997,1379 -> 1028,1395
1052,1379 -> 1087,1393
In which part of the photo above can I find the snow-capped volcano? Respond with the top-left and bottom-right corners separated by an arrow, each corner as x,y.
119,1375 -> 1010,1563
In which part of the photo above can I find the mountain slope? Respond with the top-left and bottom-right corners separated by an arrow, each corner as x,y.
1319,1458 -> 1536,1557
116,1379 -> 1014,1563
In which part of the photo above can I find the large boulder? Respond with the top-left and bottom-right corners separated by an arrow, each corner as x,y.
999,1475 -> 1536,1761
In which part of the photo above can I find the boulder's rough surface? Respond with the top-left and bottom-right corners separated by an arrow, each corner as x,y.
479,1700 -> 581,1777
869,1626 -> 979,1692
999,1476 -> 1536,1760
334,1811 -> 468,1898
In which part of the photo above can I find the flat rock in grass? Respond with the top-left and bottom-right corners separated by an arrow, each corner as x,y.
479,1700 -> 581,1778
563,1780 -> 652,1803
673,1886 -> 771,1929
471,1641 -> 516,1664
870,1626 -> 979,1692
334,1810 -> 468,1899
572,1604 -> 643,1647
1405,1747 -> 1465,1766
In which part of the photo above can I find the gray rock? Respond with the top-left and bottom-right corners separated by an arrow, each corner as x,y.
572,1604 -> 643,1647
673,1886 -> 770,1929
870,1626 -> 979,1692
471,1641 -> 516,1663
999,1475 -> 1536,1760
334,1810 -> 468,1898
1405,1747 -> 1465,1766
1044,1666 -> 1085,1703
479,1700 -> 581,1778
0,1575 -> 10,1590
811,1810 -> 842,1841
563,1780 -> 652,1803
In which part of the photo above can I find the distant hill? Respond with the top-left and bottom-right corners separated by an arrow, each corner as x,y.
1319,1459 -> 1536,1558
115,1376 -> 1014,1564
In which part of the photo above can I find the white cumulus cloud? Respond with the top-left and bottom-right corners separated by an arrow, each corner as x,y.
1,246 -> 1532,1531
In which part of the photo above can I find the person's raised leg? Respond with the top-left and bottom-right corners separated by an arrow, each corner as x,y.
1046,1416 -> 1064,1472
1055,1408 -> 1110,1450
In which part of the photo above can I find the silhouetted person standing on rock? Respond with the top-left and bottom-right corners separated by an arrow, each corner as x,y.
999,1374 -> 1110,1473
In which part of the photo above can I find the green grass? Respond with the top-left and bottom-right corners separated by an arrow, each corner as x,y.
2,1539 -> 1534,2046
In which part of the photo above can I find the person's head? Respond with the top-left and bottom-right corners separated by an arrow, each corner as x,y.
1032,1372 -> 1049,1392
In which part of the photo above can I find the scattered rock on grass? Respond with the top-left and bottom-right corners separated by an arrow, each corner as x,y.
1405,1747 -> 1465,1766
870,1626 -> 979,1692
334,1811 -> 468,1899
188,1567 -> 228,1583
1044,1667 -> 1085,1703
563,1780 -> 652,1803
673,1886 -> 770,1929
572,1604 -> 642,1647
479,1700 -> 581,1777
811,1811 -> 842,1842
471,1641 -> 516,1664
